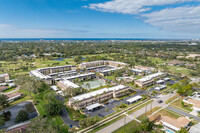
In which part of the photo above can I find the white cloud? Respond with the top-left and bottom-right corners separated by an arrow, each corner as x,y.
87,0 -> 199,14
142,6 -> 200,33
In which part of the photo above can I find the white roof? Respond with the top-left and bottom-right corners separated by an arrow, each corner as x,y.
72,85 -> 127,101
51,85 -> 58,91
154,87 -> 161,90
30,70 -> 51,79
65,72 -> 95,80
189,123 -> 200,133
100,67 -> 121,73
86,103 -> 102,111
0,73 -> 8,77
156,80 -> 164,84
60,79 -> 80,88
163,77 -> 170,80
127,95 -> 142,103
137,72 -> 164,82
132,69 -> 143,73
162,121 -> 180,131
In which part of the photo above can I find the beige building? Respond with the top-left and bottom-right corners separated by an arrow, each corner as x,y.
69,85 -> 130,110
135,72 -> 164,87
0,73 -> 9,83
79,60 -> 127,69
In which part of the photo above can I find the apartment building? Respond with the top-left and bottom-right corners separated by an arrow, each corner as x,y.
69,85 -> 130,110
135,72 -> 164,87
57,79 -> 80,91
79,60 -> 127,69
0,73 -> 9,83
29,65 -> 76,84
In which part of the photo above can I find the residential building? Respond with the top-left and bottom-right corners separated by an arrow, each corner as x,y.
183,92 -> 200,112
161,116 -> 190,132
79,60 -> 127,69
6,92 -> 23,102
189,123 -> 200,133
0,86 -> 8,92
0,73 -> 9,83
57,79 -> 80,91
135,72 -> 164,87
69,85 -> 130,110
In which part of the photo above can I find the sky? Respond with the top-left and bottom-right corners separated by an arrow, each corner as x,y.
0,0 -> 200,39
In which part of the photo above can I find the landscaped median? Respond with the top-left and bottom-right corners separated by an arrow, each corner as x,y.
78,98 -> 153,133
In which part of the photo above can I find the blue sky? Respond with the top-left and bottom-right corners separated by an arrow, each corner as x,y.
0,0 -> 200,39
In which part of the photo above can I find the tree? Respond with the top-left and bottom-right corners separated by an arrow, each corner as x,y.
0,94 -> 9,109
15,75 -> 41,97
141,117 -> 155,131
45,93 -> 64,116
15,110 -> 29,123
105,108 -> 109,112
0,117 -> 5,126
181,101 -> 185,107
26,117 -> 60,133
176,127 -> 188,133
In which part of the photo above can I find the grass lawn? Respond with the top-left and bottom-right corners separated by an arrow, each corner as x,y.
66,106 -> 85,121
148,57 -> 167,64
127,99 -> 154,114
165,94 -> 180,104
151,108 -> 182,119
166,65 -> 193,77
112,120 -> 141,133
104,75 -> 116,81
137,107 -> 161,121
89,115 -> 125,133
2,87 -> 15,93
170,97 -> 193,112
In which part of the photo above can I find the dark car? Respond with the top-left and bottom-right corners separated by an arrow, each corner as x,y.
158,100 -> 163,103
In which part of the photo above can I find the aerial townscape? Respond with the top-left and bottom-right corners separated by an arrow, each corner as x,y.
0,40 -> 199,133
1,0 -> 200,133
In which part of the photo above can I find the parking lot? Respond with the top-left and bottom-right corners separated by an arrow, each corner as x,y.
83,90 -> 146,118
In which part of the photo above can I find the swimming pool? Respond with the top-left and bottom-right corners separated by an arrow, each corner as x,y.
166,129 -> 175,133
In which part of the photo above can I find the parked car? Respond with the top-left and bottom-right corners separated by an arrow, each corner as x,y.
108,99 -> 115,103
158,100 -> 163,103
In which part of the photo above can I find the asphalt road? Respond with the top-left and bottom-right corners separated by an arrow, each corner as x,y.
96,93 -> 177,133
167,106 -> 200,121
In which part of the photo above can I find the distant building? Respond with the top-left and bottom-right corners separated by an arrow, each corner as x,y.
6,92 -> 23,102
57,79 -> 80,91
79,60 -> 128,69
0,86 -> 8,92
29,65 -> 76,84
168,60 -> 184,66
183,92 -> 200,112
0,73 -> 9,83
134,65 -> 155,72
135,72 -> 164,87
69,85 -> 130,110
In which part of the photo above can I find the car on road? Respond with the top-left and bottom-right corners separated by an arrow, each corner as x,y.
158,100 -> 163,103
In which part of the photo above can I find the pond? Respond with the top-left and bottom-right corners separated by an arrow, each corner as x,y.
0,101 -> 38,129
52,58 -> 66,61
